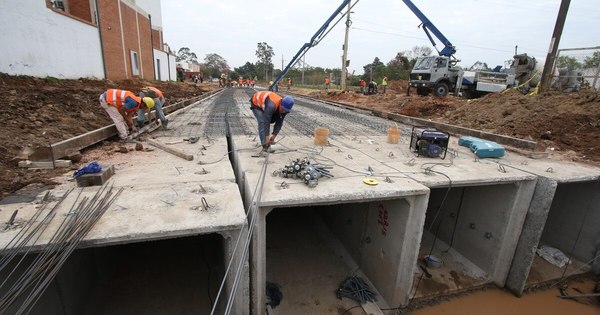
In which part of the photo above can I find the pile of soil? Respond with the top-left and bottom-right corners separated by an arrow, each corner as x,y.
295,81 -> 600,164
0,73 -> 217,197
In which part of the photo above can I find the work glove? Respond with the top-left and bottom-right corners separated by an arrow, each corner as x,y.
269,134 -> 276,143
74,162 -> 102,178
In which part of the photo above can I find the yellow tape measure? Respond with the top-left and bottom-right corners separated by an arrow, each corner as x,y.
363,178 -> 379,186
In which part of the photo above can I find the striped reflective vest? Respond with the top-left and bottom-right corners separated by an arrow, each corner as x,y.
105,89 -> 141,112
252,91 -> 282,110
143,86 -> 163,98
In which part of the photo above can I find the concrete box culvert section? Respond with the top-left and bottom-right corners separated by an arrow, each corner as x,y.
0,235 -> 229,314
0,94 -> 250,314
500,152 -> 600,296
230,135 -> 430,314
320,135 -> 538,300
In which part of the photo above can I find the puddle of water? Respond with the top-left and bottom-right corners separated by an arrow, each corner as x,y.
411,278 -> 599,315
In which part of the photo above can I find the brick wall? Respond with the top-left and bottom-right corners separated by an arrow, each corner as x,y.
152,29 -> 161,50
98,0 -> 155,80
137,12 -> 154,80
68,0 -> 93,23
99,0 -> 126,80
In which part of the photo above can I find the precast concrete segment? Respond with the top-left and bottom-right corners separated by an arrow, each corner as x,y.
324,135 -> 537,291
230,135 -> 430,313
501,150 -> 600,295
0,110 -> 250,313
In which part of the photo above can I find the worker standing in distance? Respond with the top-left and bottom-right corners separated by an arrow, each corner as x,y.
249,91 -> 294,153
359,79 -> 366,93
99,89 -> 154,140
137,86 -> 168,129
324,77 -> 331,90
381,76 -> 388,94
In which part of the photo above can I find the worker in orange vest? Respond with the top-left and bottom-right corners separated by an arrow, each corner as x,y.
359,79 -> 366,93
324,77 -> 331,90
250,91 -> 294,152
99,89 -> 154,140
138,86 -> 168,129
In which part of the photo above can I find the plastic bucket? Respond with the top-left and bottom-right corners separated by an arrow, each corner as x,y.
314,128 -> 329,145
424,255 -> 443,269
387,126 -> 400,144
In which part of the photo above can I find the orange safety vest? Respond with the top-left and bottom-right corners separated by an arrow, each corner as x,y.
143,86 -> 163,98
325,78 -> 330,84
252,91 -> 282,110
105,89 -> 141,112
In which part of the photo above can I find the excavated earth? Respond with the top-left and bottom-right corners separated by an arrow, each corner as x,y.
1,74 -> 599,198
0,73 -> 216,198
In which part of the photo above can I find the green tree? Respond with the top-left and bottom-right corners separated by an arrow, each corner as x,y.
556,55 -> 582,70
229,71 -> 240,81
234,62 -> 258,80
387,52 -> 411,80
204,53 -> 230,78
176,47 -> 198,63
362,57 -> 386,82
256,42 -> 274,81
583,51 -> 600,68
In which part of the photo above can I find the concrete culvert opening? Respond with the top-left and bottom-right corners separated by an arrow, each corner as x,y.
528,181 -> 600,286
1,235 -> 226,314
265,199 -> 417,314
414,183 -> 526,299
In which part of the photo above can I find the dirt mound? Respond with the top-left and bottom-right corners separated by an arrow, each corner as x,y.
0,73 -> 216,197
294,85 -> 600,164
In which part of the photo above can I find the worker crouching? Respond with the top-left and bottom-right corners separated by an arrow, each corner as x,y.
250,91 -> 294,153
137,86 -> 168,129
99,89 -> 154,140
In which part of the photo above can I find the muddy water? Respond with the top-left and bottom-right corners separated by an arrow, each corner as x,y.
411,278 -> 599,315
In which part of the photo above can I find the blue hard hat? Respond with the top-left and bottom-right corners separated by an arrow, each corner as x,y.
281,96 -> 294,112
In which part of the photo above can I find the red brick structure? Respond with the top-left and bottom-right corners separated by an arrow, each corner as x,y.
46,0 -> 168,81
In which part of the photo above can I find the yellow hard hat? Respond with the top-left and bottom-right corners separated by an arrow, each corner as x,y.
142,97 -> 155,109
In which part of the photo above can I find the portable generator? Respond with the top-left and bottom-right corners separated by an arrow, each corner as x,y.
409,127 -> 450,159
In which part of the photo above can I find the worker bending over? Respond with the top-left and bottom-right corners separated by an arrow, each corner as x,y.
99,89 -> 154,140
137,86 -> 168,129
250,91 -> 294,152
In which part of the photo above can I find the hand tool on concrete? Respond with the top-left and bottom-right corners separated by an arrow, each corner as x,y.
183,136 -> 199,144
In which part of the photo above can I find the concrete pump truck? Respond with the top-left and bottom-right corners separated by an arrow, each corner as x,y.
403,0 -> 539,97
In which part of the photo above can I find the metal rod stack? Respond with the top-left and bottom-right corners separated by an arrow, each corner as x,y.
0,185 -> 123,314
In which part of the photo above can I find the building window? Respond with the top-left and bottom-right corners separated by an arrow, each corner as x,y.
156,59 -> 161,81
131,51 -> 140,76
51,1 -> 66,11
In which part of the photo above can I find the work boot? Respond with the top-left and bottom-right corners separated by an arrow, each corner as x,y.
162,119 -> 169,130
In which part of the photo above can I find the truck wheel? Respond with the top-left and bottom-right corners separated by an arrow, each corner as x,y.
433,82 -> 449,97
416,87 -> 430,96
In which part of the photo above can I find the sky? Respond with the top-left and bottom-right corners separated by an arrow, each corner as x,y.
160,0 -> 599,74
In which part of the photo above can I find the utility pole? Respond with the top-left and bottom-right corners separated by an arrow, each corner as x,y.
341,1 -> 351,90
540,0 -> 571,92
301,55 -> 306,85
281,54 -> 284,76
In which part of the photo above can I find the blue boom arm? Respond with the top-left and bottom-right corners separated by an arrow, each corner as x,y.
269,0 -> 351,90
402,0 -> 456,57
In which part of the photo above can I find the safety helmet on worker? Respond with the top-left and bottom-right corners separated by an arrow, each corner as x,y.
142,97 -> 155,109
281,96 -> 294,112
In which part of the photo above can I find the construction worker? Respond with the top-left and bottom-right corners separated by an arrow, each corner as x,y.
138,86 -> 168,129
99,89 -> 154,140
381,76 -> 388,94
367,80 -> 378,95
359,79 -> 366,93
324,77 -> 331,90
286,78 -> 292,91
249,91 -> 294,152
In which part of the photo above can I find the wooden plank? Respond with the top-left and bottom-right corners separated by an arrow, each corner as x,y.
18,160 -> 72,169
361,301 -> 384,315
147,139 -> 193,161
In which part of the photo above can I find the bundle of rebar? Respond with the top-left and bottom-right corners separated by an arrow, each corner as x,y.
336,276 -> 377,304
0,185 -> 123,314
